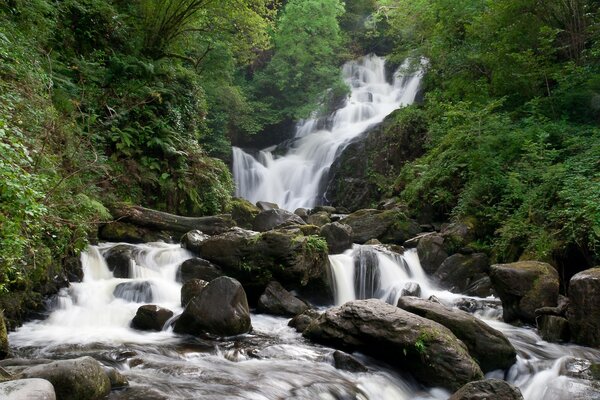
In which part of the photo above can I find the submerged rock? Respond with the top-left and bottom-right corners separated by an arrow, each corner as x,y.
397,297 -> 516,372
257,281 -> 309,317
303,299 -> 483,391
131,305 -> 174,331
489,261 -> 559,323
21,357 -> 111,400
113,281 -> 154,303
103,244 -> 135,278
340,209 -> 420,244
174,276 -> 251,337
567,267 -> 600,347
0,378 -> 56,400
449,379 -> 523,400
319,222 -> 353,254
253,209 -> 306,232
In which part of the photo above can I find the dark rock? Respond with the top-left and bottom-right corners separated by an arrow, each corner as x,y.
294,208 -> 309,221
177,258 -> 223,283
103,245 -> 134,278
113,281 -> 154,303
535,295 -> 569,317
257,281 -> 309,317
253,209 -> 306,232
332,351 -> 368,373
21,357 -> 111,400
567,267 -> 600,347
0,378 -> 56,400
489,261 -> 559,324
319,222 -> 353,254
434,253 -> 490,294
400,282 -> 421,298
99,222 -> 170,244
303,299 -> 483,391
449,379 -> 524,400
288,309 -> 321,333
462,276 -> 494,297
307,211 -> 331,227
181,279 -> 209,307
230,198 -> 260,229
536,315 -> 570,342
416,233 -> 448,274
104,367 -> 128,389
397,297 -> 516,372
131,305 -> 174,331
440,221 -> 475,253
180,230 -> 210,254
340,209 -> 420,244
174,277 -> 251,336
256,201 -> 279,211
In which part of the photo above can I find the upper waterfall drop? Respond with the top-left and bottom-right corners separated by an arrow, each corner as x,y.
232,55 -> 424,211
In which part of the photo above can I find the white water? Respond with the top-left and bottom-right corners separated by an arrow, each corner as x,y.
232,55 -> 424,210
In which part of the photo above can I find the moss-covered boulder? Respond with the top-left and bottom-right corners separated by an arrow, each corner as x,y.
230,198 -> 260,229
307,211 -> 331,227
319,222 -> 353,254
567,267 -> 600,347
0,312 -> 8,360
340,209 -> 420,244
303,299 -> 483,391
450,379 -> 524,400
99,222 -> 170,244
489,261 -> 559,323
397,297 -> 516,372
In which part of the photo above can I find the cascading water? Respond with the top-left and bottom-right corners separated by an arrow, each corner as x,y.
232,55 -> 424,210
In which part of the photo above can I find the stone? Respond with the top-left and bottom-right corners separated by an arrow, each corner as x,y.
536,315 -> 570,342
400,282 -> 421,298
113,281 -> 154,303
307,211 -> 331,227
177,258 -> 223,283
99,222 -> 169,244
319,222 -> 353,254
294,208 -> 309,221
253,209 -> 306,232
256,201 -> 279,211
312,206 -> 337,214
440,221 -> 475,253
103,244 -> 135,278
332,351 -> 367,373
397,297 -> 516,372
449,379 -> 524,400
434,253 -> 490,294
180,230 -> 210,254
21,357 -> 111,400
104,367 -> 128,389
257,281 -> 309,317
0,312 -> 8,360
174,277 -> 251,336
131,305 -> 174,331
567,267 -> 600,347
560,357 -> 600,381
462,276 -> 494,298
288,309 -> 321,333
416,233 -> 448,274
181,279 -> 209,307
340,209 -> 421,244
303,299 -> 483,391
489,261 -> 559,323
0,378 -> 56,400
230,198 -> 260,229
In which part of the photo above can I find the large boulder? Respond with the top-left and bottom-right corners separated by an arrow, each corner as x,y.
180,279 -> 209,306
489,261 -> 559,323
319,222 -> 353,254
397,297 -> 516,372
21,357 -> 111,400
340,209 -> 420,244
174,277 -> 251,336
253,209 -> 306,232
257,281 -> 309,317
131,305 -> 174,331
416,234 -> 448,274
303,299 -> 483,391
449,379 -> 524,400
113,281 -> 154,303
177,258 -> 223,283
180,230 -> 210,254
567,267 -> 600,347
434,253 -> 490,294
230,198 -> 260,229
0,378 -> 56,400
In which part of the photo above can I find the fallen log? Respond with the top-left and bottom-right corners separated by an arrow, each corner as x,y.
110,205 -> 235,235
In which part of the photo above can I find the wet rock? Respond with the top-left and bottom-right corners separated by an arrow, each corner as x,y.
21,357 -> 111,400
104,367 -> 128,389
462,276 -> 494,297
536,315 -> 570,342
230,198 -> 260,229
449,379 -> 523,400
177,258 -> 223,283
174,276 -> 251,337
340,209 -> 420,244
113,281 -> 154,303
307,211 -> 331,227
332,350 -> 368,373
0,378 -> 56,400
253,209 -> 306,232
416,233 -> 448,274
434,253 -> 490,294
103,244 -> 134,278
180,230 -> 210,254
400,282 -> 421,298
0,312 -> 8,360
303,299 -> 483,391
535,295 -> 569,317
99,222 -> 170,244
561,357 -> 600,381
567,267 -> 600,347
397,297 -> 516,372
288,309 -> 321,333
294,208 -> 309,221
319,222 -> 353,254
489,261 -> 559,324
256,201 -> 279,211
131,305 -> 174,331
0,366 -> 11,382
181,279 -> 209,307
257,281 -> 309,317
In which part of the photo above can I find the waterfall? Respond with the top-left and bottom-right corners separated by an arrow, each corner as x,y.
232,55 -> 424,211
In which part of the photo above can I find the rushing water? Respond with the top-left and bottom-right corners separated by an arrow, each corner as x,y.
232,55 -> 424,211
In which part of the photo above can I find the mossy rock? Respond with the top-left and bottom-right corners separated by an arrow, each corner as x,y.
229,198 -> 260,229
